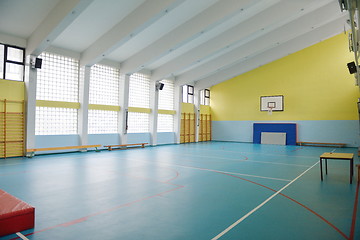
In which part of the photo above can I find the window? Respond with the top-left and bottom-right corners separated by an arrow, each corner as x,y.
200,89 -> 210,105
128,73 -> 150,133
182,85 -> 194,103
89,64 -> 120,105
0,44 -> 25,81
35,107 -> 78,135
129,73 -> 150,108
158,79 -> 174,110
127,112 -> 149,133
88,64 -> 120,134
158,79 -> 175,132
88,110 -> 118,134
157,114 -> 174,132
37,52 -> 79,102
35,52 -> 79,135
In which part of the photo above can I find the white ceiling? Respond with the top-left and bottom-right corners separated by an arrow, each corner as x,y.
0,0 -> 349,89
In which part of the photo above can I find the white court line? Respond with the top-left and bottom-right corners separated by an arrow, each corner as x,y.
219,170 -> 291,182
16,232 -> 29,240
182,145 -> 318,159
161,150 -> 310,168
211,161 -> 318,240
166,163 -> 292,182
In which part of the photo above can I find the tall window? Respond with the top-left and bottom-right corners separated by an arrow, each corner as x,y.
35,52 -> 79,135
182,85 -> 194,103
158,79 -> 174,110
127,112 -> 150,133
0,44 -> 25,81
200,89 -> 210,105
88,110 -> 118,134
129,73 -> 150,108
37,52 -> 79,102
128,73 -> 150,133
89,64 -> 120,105
88,64 -> 120,134
158,79 -> 175,132
36,107 -> 78,135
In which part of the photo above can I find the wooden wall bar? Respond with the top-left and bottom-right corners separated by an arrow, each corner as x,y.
0,99 -> 25,158
180,113 -> 196,143
199,114 -> 211,142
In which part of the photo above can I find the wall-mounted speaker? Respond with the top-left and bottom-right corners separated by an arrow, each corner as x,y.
347,61 -> 357,74
31,58 -> 42,69
156,82 -> 164,90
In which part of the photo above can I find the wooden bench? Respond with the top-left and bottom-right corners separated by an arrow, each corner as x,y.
26,144 -> 101,157
104,143 -> 148,151
0,189 -> 35,237
297,142 -> 346,148
357,164 -> 360,182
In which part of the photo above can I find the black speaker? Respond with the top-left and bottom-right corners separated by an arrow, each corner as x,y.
347,61 -> 356,74
156,82 -> 164,90
159,83 -> 164,90
35,58 -> 42,69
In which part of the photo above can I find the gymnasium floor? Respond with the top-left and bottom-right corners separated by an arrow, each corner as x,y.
0,142 -> 359,240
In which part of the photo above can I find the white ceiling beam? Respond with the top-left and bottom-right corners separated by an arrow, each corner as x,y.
26,0 -> 94,56
151,0 -> 281,81
195,15 -> 347,90
176,1 -> 341,86
80,0 -> 185,67
120,0 -> 254,75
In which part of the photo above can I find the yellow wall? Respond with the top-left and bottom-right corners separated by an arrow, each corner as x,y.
210,33 -> 359,121
181,102 -> 195,114
0,79 -> 25,112
200,105 -> 211,114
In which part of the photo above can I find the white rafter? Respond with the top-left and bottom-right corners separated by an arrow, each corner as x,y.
80,0 -> 186,67
195,15 -> 348,90
120,0 -> 254,75
26,0 -> 94,56
175,0 -> 343,86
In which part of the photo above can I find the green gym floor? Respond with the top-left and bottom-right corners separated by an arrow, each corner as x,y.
0,142 -> 359,240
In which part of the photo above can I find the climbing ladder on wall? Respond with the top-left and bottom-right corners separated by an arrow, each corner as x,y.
180,113 -> 211,143
198,114 -> 211,142
0,99 -> 25,158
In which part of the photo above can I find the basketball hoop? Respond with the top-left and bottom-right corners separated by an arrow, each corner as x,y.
268,107 -> 274,115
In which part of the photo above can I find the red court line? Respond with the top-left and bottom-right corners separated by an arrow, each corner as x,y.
8,169 -> 183,240
217,171 -> 349,240
291,147 -> 303,152
349,180 -> 360,240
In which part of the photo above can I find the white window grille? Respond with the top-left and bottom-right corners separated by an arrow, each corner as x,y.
158,79 -> 174,110
129,73 -> 150,108
89,64 -> 120,105
35,107 -> 78,135
88,109 -> 118,134
157,114 -> 174,132
127,112 -> 149,133
37,52 -> 79,102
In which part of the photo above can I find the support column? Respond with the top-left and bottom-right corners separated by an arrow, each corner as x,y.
119,74 -> 130,144
78,66 -> 90,146
25,55 -> 38,149
174,84 -> 182,144
149,80 -> 159,146
194,87 -> 201,143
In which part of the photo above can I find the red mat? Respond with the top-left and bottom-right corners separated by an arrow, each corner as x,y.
0,189 -> 35,237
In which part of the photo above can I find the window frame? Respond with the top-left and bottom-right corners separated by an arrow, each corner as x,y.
182,84 -> 194,103
0,43 -> 25,81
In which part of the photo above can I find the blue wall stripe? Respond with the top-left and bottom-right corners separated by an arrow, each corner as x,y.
212,120 -> 359,147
